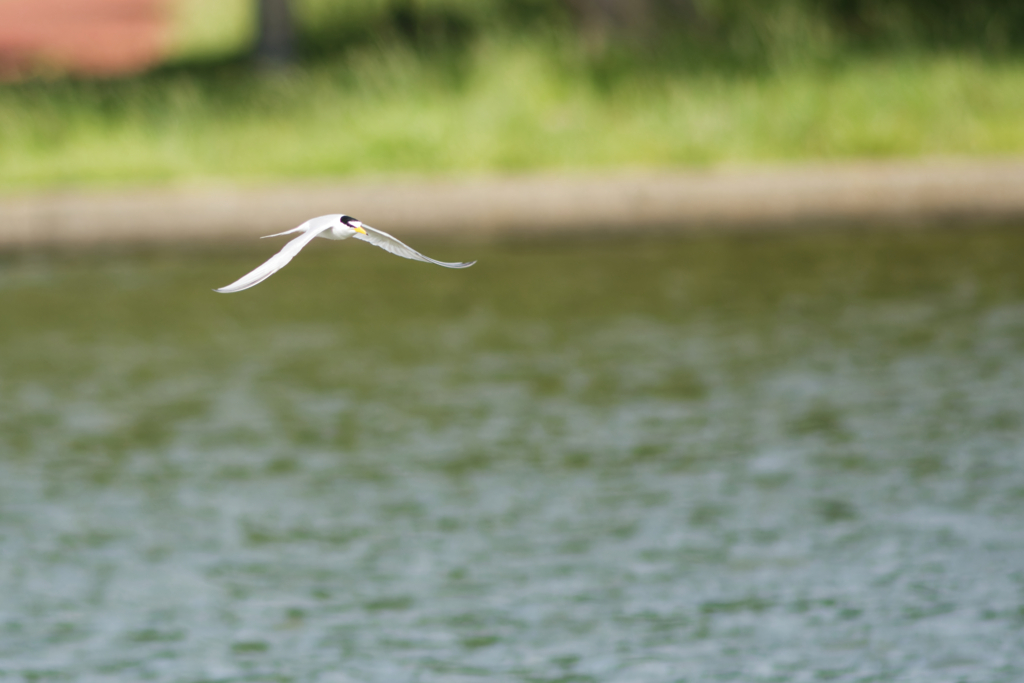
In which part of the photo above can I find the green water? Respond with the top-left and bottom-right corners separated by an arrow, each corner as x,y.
1,228 -> 1023,682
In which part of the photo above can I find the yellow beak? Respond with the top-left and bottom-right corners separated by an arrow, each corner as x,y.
354,226 -> 367,235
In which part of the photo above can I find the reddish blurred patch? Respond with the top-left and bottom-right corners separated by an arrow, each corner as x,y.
0,0 -> 169,79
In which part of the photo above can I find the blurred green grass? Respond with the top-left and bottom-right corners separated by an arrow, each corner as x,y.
2,0 -> 1023,191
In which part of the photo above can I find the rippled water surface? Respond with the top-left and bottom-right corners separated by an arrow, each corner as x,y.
1,228 -> 1024,682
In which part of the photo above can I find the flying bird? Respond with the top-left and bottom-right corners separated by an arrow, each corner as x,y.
215,214 -> 475,293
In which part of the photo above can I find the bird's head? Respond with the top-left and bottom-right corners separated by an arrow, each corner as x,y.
340,215 -> 367,235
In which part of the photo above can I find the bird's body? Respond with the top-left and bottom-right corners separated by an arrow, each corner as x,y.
215,214 -> 474,293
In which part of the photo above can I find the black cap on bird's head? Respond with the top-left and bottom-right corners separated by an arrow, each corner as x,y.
340,215 -> 367,235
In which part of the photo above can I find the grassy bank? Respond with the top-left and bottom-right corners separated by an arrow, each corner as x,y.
2,41 -> 1023,190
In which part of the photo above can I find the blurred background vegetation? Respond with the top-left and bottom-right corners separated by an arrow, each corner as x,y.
2,0 -> 1023,190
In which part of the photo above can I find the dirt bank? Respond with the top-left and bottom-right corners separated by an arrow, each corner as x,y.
2,159 -> 1023,248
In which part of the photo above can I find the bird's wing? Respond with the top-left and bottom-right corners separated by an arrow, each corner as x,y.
215,222 -> 329,293
354,224 -> 476,269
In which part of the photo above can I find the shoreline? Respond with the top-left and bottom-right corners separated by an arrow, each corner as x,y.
2,159 -> 1023,248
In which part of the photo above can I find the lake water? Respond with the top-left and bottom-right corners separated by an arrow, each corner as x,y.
1,227 -> 1023,683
